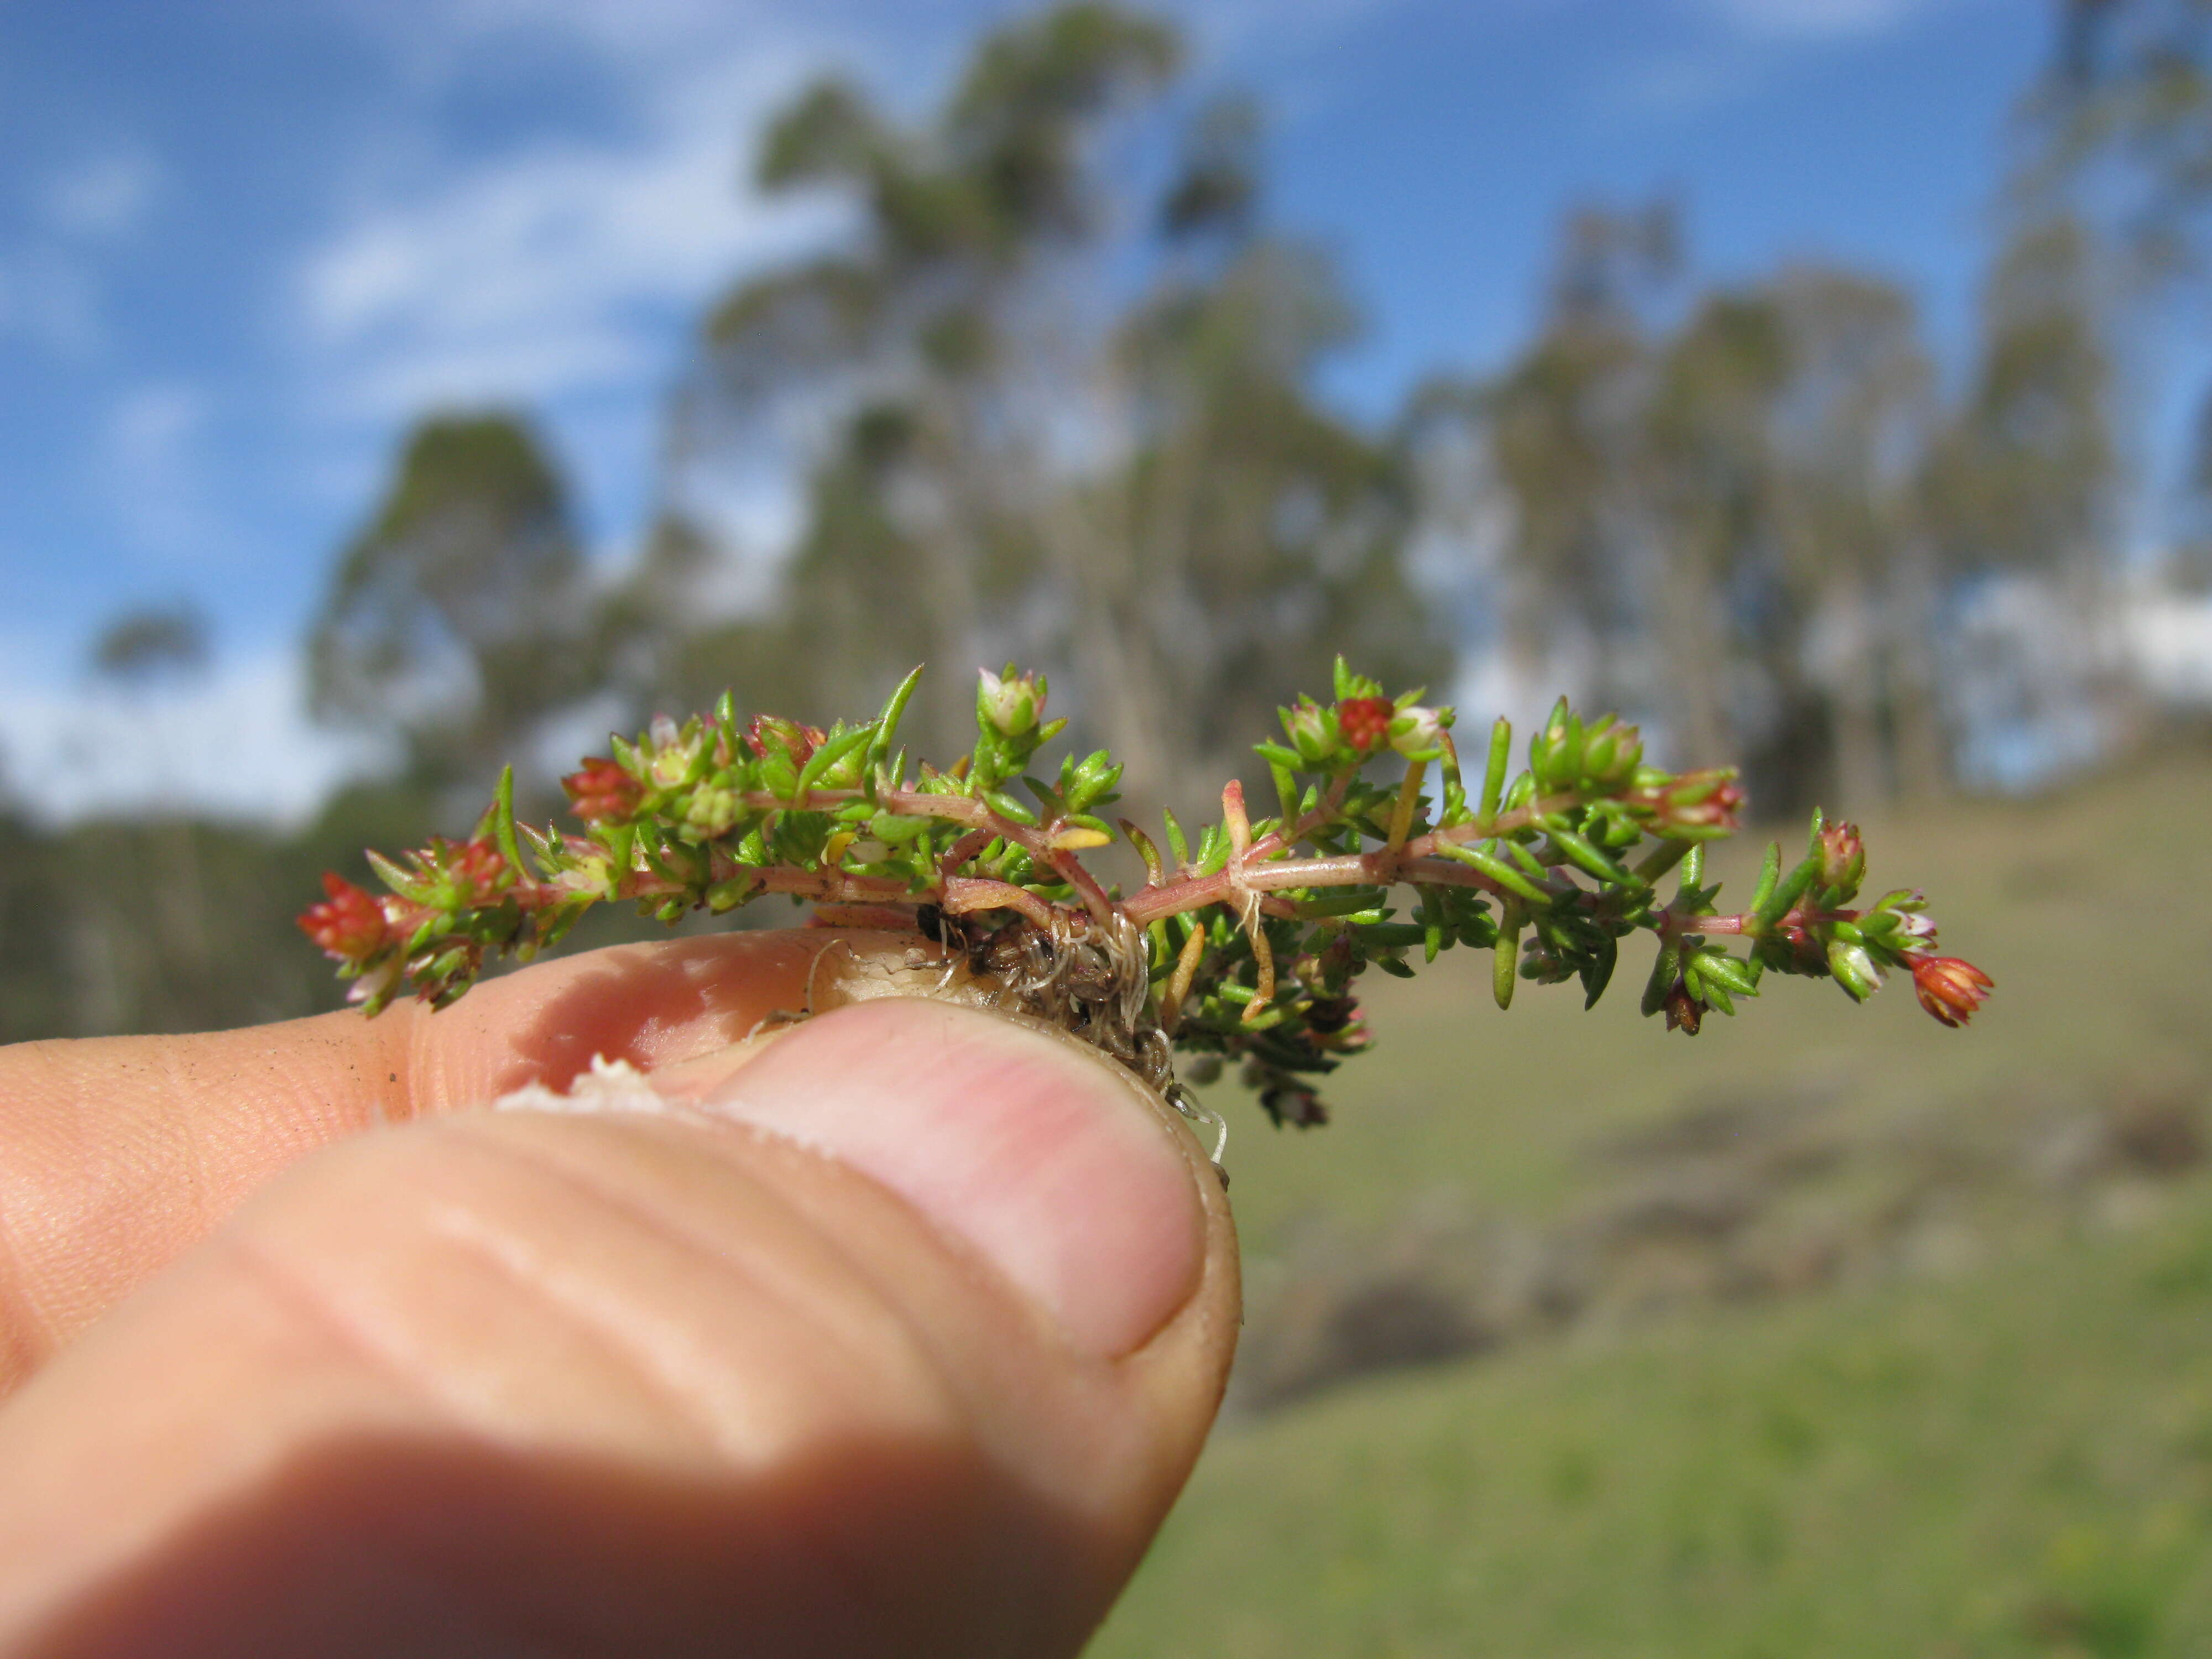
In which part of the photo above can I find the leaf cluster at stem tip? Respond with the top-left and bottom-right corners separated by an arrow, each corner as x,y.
300,660 -> 1991,1129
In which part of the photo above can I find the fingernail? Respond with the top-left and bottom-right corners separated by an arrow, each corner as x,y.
692,998 -> 1207,1359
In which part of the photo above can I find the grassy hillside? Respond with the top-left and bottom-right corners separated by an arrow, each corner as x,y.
1215,753 -> 2212,1245
1091,752 -> 2212,1656
1096,1184 -> 2212,1657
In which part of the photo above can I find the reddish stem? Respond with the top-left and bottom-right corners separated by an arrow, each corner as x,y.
877,785 -> 1116,925
941,877 -> 1058,930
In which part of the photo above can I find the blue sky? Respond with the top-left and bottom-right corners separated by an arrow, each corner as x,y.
0,0 -> 2048,820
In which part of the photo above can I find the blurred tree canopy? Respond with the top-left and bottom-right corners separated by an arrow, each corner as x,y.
289,0 -> 2142,838
1926,214 -> 2116,584
307,413 -> 590,797
611,1 -> 1445,815
0,2 -> 2154,1041
1407,207 -> 1969,813
90,603 -> 211,689
2038,0 -> 2212,575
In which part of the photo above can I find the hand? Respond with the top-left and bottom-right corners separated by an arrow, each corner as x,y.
0,931 -> 1239,1657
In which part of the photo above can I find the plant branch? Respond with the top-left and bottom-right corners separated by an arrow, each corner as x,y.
301,660 -> 1989,1128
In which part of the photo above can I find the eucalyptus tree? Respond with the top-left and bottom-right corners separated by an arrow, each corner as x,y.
643,3 -> 1442,815
80,601 -> 221,1032
1447,206 -> 1957,811
652,4 -> 1181,763
1918,212 -> 2124,781
307,413 -> 590,799
1482,205 -> 1679,720
2034,0 -> 2212,262
1925,215 -> 2117,583
90,603 -> 211,688
1638,289 -> 1789,775
1089,201 -> 1438,807
1475,207 -> 1813,794
1766,268 -> 1944,803
1636,269 -> 1949,810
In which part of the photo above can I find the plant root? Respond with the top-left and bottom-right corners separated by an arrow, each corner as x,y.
804,914 -> 1229,1183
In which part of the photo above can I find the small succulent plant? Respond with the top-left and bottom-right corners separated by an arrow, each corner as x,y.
302,660 -> 1989,1145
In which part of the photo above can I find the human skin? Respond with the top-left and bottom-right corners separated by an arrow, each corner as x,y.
0,930 -> 1240,1658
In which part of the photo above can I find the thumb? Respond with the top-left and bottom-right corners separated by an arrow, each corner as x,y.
0,998 -> 1239,1659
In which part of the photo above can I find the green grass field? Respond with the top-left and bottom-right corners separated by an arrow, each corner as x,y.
1089,754 -> 2212,1657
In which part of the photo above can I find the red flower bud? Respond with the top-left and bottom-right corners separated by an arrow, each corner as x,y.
746,714 -> 823,766
1338,696 -> 1393,752
1910,955 -> 1993,1029
564,757 -> 644,824
450,838 -> 511,903
299,872 -> 389,961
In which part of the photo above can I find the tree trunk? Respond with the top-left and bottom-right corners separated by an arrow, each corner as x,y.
1889,535 -> 1949,800
1823,575 -> 1891,809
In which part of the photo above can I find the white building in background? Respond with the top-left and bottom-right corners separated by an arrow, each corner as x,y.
1946,574 -> 2122,794
1945,567 -> 2212,794
2124,577 -> 2212,708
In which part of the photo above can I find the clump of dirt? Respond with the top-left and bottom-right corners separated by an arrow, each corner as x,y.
794,916 -> 1229,1173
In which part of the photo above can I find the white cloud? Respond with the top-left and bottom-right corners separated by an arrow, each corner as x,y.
0,650 -> 388,827
1697,0 -> 1959,40
1186,0 -> 1430,51
1610,0 -> 1980,120
294,25 -> 846,421
433,0 -> 756,58
111,382 -> 202,464
0,152 -> 156,359
1616,46 -> 1749,117
332,0 -> 773,86
104,383 -> 222,560
44,150 -> 161,239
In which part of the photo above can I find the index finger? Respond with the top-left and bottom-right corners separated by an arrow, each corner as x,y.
0,928 -> 844,1390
